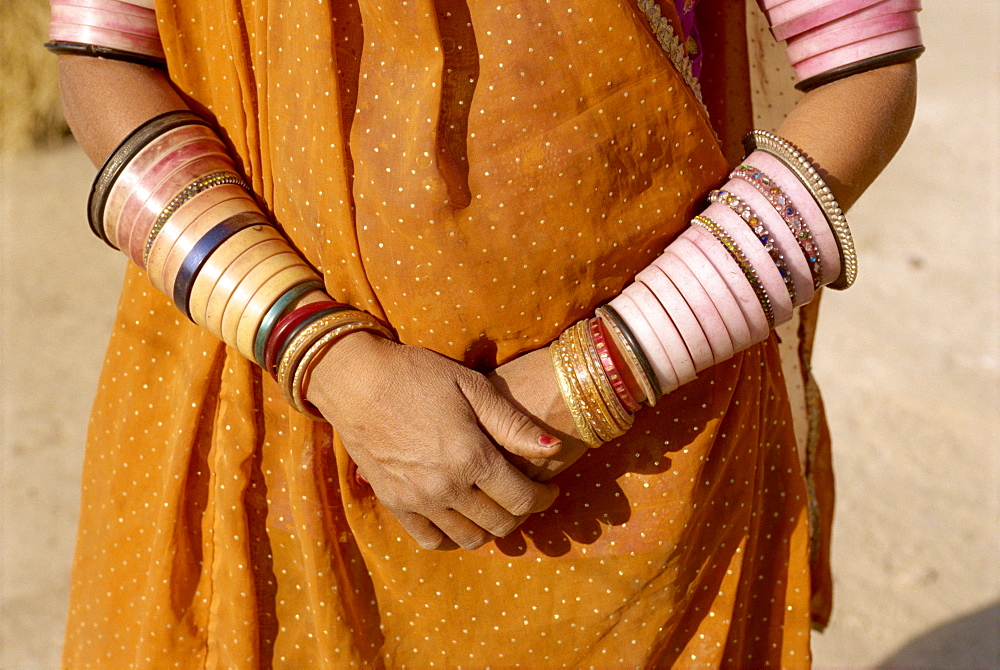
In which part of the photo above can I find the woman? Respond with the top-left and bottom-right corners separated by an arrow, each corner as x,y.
52,0 -> 920,665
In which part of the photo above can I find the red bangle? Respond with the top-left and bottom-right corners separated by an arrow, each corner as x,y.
264,300 -> 349,376
589,317 -> 642,413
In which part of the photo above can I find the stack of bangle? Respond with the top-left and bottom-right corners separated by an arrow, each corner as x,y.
550,319 -> 636,447
84,110 -> 395,418
552,130 -> 859,445
760,0 -> 925,92
45,0 -> 166,68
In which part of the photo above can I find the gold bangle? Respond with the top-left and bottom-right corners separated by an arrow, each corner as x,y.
187,225 -> 285,328
550,340 -> 602,448
566,325 -> 627,442
575,320 -> 633,432
743,129 -> 857,290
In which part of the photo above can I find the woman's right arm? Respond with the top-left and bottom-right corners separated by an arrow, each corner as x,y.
59,56 -> 562,551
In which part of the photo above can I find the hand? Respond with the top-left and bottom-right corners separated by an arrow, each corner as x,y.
488,347 -> 592,482
303,331 -> 563,551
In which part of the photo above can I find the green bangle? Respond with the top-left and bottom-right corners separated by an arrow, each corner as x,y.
253,280 -> 325,367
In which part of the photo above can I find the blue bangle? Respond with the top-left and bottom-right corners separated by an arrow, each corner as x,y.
253,280 -> 325,367
172,213 -> 268,320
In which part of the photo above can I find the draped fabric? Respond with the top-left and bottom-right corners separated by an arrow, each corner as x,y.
63,1 -> 833,667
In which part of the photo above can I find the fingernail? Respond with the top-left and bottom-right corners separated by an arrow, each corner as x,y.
537,432 -> 561,448
355,471 -> 369,486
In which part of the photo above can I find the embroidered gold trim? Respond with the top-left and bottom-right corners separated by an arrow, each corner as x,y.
636,0 -> 704,106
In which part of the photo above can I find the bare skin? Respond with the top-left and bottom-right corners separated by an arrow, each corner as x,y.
59,54 -> 916,548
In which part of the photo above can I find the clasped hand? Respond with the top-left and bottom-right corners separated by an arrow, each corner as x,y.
304,332 -> 588,550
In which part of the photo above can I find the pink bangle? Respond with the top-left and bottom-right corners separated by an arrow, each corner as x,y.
636,264 -> 715,372
682,226 -> 770,345
792,26 -> 922,80
653,250 -> 735,365
744,151 -> 841,286
607,292 -> 681,394
769,0 -> 887,41
727,165 -> 820,298
48,0 -> 164,58
786,10 -> 918,65
622,282 -> 698,386
668,235 -> 753,353
103,125 -> 220,248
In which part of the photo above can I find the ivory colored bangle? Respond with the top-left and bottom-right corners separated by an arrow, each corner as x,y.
653,250 -> 735,365
792,28 -> 923,81
88,111 -> 207,248
623,281 -> 697,386
203,239 -> 290,338
144,188 -> 259,292
172,213 -> 268,320
682,226 -> 770,345
708,189 -> 797,305
48,0 -> 164,57
769,0 -> 885,41
743,131 -> 856,289
705,203 -> 793,327
253,280 -> 325,368
727,165 -> 820,296
551,339 -> 603,448
589,317 -> 642,413
103,125 -> 219,248
220,252 -> 305,350
741,152 -> 839,287
115,151 -> 235,260
607,292 -> 680,396
668,235 -> 753,353
158,197 -> 265,301
636,265 -> 715,373
235,269 -> 323,365
785,11 -> 919,65
596,305 -> 660,404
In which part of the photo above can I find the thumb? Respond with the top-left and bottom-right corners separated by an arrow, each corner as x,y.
462,376 -> 562,459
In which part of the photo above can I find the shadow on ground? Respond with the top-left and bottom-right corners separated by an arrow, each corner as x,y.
877,601 -> 1000,669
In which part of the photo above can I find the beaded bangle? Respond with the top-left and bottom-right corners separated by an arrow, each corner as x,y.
550,338 -> 603,448
692,215 -> 775,328
596,304 -> 661,403
743,130 -> 857,289
142,171 -> 249,267
278,311 -> 393,419
729,164 -> 822,290
88,111 -> 208,248
708,189 -> 796,304
589,318 -> 642,413
170,212 -> 268,320
265,301 -> 351,377
252,280 -> 325,367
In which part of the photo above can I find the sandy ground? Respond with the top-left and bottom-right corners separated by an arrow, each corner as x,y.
1,3 -> 998,668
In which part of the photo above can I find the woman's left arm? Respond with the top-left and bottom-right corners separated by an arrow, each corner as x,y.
492,60 -> 918,482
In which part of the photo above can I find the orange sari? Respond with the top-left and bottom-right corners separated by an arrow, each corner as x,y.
63,1 -> 833,666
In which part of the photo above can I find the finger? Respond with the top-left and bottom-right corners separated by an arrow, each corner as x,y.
461,376 -> 562,459
393,510 -> 453,551
426,508 -> 494,551
449,487 -> 525,538
473,451 -> 561,517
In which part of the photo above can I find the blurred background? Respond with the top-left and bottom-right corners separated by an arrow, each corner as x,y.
1,1 -> 997,667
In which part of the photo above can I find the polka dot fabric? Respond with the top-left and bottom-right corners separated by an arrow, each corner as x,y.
63,0 -> 832,667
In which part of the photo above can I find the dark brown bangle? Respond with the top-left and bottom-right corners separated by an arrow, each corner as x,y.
44,41 -> 167,70
87,110 -> 208,249
796,46 -> 925,92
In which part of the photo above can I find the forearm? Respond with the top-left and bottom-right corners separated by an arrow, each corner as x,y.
779,61 -> 917,210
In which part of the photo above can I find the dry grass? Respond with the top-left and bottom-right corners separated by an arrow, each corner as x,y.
0,0 -> 68,155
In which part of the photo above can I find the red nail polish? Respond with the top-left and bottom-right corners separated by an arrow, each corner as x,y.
537,432 -> 561,448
